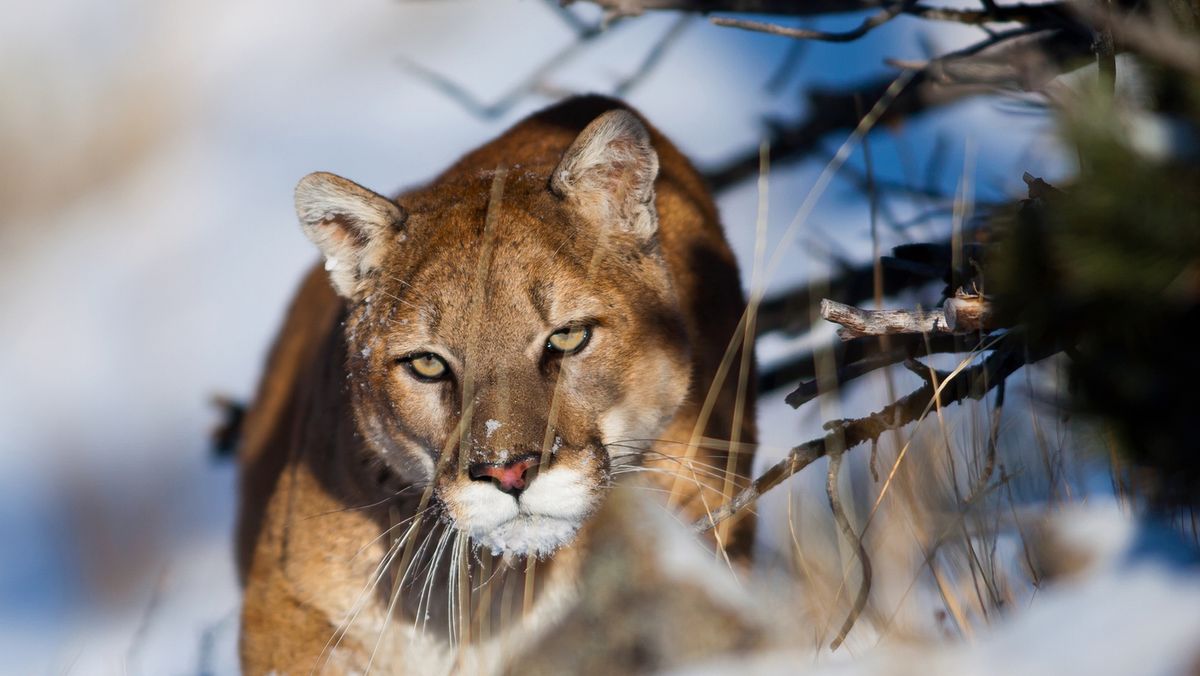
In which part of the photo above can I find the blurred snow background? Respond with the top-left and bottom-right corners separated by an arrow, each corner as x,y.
1,0 -> 1195,674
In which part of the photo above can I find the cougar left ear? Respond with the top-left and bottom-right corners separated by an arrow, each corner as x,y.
294,172 -> 407,299
550,109 -> 660,239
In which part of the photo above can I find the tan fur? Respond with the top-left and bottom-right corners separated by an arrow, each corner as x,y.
237,96 -> 756,675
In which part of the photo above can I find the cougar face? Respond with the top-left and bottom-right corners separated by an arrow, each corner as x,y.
296,110 -> 692,558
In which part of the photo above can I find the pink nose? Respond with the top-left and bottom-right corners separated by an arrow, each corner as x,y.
468,455 -> 540,496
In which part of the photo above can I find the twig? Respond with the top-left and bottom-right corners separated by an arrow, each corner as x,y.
696,344 -> 1034,533
401,4 -> 696,118
614,14 -> 692,95
766,38 -> 810,92
397,6 -> 610,119
711,0 -> 915,43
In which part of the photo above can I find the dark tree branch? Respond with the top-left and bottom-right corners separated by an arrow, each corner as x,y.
570,0 -> 1077,26
710,1 -> 1078,41
772,331 -> 998,406
887,26 -> 1093,89
907,2 -> 1073,25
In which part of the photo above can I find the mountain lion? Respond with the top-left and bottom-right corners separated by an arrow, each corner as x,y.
236,96 -> 756,674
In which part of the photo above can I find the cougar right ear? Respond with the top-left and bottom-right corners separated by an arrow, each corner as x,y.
550,109 -> 659,240
294,172 -> 407,299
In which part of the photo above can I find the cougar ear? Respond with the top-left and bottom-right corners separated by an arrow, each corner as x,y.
294,171 -> 407,299
550,109 -> 660,239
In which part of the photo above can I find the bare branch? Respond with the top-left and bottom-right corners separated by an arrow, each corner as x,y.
821,298 -> 949,340
711,0 -> 914,43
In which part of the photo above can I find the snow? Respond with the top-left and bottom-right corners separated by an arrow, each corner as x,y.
484,419 -> 503,440
674,504 -> 1200,676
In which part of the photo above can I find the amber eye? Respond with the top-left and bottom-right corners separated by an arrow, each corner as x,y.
546,326 -> 591,354
403,353 -> 449,381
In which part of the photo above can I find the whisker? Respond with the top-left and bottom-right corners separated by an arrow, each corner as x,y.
302,485 -> 424,521
363,526 -> 419,676
314,513 -> 420,676
398,525 -> 438,592
621,454 -> 743,480
447,531 -> 462,647
610,449 -> 753,487
345,506 -> 435,565
612,466 -> 730,496
418,528 -> 454,638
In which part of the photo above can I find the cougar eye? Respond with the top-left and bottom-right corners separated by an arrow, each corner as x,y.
546,326 -> 591,354
403,353 -> 450,381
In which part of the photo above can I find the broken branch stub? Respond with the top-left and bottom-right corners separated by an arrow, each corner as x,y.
944,294 -> 996,333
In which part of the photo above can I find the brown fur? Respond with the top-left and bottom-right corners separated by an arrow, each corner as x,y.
237,96 -> 755,674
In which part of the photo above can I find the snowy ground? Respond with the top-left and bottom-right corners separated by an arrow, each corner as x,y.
5,1 -> 1192,675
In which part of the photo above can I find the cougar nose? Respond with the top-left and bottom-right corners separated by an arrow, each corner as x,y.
468,455 -> 540,497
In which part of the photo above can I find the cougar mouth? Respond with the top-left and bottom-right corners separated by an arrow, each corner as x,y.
446,463 -> 599,558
